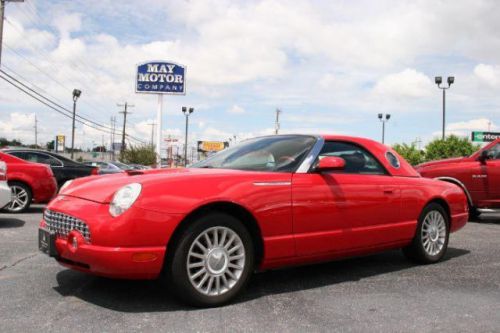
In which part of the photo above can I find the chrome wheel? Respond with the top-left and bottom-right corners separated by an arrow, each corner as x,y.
7,185 -> 29,212
421,210 -> 446,256
187,226 -> 245,297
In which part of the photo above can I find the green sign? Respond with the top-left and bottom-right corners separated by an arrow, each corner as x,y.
472,131 -> 500,142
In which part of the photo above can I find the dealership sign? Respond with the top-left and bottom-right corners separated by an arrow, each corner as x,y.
136,61 -> 186,95
55,135 -> 65,153
197,141 -> 229,153
471,131 -> 500,142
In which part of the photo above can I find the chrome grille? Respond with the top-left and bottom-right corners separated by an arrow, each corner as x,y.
44,209 -> 91,242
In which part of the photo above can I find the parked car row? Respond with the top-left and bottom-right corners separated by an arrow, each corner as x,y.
0,147 -> 148,213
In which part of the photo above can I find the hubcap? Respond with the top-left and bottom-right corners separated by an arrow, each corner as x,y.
187,226 -> 245,296
7,186 -> 28,212
421,210 -> 446,256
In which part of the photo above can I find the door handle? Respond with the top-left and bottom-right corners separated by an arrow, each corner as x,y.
382,186 -> 396,194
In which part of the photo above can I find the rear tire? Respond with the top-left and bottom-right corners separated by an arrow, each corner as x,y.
403,203 -> 449,264
2,182 -> 32,213
165,212 -> 255,307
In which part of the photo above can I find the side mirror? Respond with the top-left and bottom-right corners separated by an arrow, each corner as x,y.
479,150 -> 491,164
316,156 -> 346,172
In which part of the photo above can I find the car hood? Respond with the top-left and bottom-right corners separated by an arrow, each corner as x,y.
416,157 -> 467,170
60,168 -> 255,204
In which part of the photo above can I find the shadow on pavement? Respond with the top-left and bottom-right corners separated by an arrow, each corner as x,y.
0,218 -> 25,228
53,247 -> 469,312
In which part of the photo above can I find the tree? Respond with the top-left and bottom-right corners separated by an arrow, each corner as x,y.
425,135 -> 480,161
120,145 -> 156,166
392,143 -> 425,166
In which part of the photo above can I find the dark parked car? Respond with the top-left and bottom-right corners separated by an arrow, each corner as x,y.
3,149 -> 97,189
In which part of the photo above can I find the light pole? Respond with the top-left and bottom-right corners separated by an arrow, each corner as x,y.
435,76 -> 454,140
182,106 -> 194,166
378,113 -> 390,144
71,89 -> 81,159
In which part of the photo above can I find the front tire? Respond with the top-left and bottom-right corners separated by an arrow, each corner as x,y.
403,203 -> 449,264
2,182 -> 32,213
166,212 -> 255,307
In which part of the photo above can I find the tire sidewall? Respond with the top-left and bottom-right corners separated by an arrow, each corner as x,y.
4,182 -> 32,213
168,212 -> 255,307
414,203 -> 450,263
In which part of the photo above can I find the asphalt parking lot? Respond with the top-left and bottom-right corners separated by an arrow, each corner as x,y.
1,206 -> 499,332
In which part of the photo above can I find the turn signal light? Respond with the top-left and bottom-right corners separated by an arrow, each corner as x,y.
132,253 -> 158,263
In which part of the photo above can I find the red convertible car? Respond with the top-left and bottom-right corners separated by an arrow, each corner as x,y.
416,139 -> 499,218
39,135 -> 468,306
0,151 -> 57,213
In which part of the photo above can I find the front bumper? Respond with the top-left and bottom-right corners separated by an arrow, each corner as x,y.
53,231 -> 165,279
40,195 -> 183,279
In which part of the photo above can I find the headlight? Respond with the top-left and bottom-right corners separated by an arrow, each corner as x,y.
109,183 -> 142,217
59,179 -> 73,193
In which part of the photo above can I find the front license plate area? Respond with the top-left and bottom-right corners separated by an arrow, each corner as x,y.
39,228 -> 58,257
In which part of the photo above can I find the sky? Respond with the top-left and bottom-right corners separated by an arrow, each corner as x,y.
0,0 -> 499,153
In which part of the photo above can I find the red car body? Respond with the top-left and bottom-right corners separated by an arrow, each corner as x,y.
40,135 -> 468,282
416,139 -> 500,213
0,151 -> 57,204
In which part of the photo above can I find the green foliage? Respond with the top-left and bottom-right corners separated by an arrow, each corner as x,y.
120,145 -> 156,166
425,135 -> 480,161
392,143 -> 425,166
0,137 -> 22,147
76,156 -> 84,162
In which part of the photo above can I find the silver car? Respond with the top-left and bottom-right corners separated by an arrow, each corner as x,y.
0,161 -> 11,209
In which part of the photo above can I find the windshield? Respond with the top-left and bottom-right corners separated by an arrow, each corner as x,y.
191,135 -> 317,172
113,161 -> 133,170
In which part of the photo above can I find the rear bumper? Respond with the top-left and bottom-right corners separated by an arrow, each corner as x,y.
54,230 -> 166,279
450,212 -> 468,233
33,177 -> 58,203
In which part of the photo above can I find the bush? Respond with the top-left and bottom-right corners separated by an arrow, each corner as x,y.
425,135 -> 480,161
392,143 -> 425,166
120,145 -> 156,166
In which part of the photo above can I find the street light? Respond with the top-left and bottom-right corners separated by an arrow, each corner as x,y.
71,89 -> 82,159
182,106 -> 194,166
378,113 -> 391,144
435,76 -> 454,140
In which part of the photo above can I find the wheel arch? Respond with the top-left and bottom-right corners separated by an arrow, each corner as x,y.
166,201 -> 265,267
435,176 -> 473,208
7,179 -> 33,195
424,197 -> 451,225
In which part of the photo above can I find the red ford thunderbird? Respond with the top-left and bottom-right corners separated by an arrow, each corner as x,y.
39,135 -> 468,306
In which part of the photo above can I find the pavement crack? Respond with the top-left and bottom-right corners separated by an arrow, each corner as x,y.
0,253 -> 38,272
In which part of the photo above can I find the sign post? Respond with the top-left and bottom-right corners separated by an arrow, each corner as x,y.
135,61 -> 186,168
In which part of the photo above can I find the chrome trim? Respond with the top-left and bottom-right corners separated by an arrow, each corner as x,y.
435,177 -> 473,207
477,208 -> 500,213
253,181 -> 291,186
44,209 -> 91,242
296,136 -> 324,173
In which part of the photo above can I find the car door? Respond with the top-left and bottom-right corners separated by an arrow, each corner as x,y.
485,143 -> 500,205
292,141 -> 401,256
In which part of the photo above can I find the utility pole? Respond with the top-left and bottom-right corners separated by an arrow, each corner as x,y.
275,108 -> 282,135
117,102 -> 134,156
434,76 -> 454,140
182,107 -> 194,166
0,0 -> 24,67
148,122 -> 156,147
33,113 -> 37,147
110,116 -> 116,160
71,89 -> 81,159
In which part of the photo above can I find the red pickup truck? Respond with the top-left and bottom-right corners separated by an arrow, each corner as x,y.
416,139 -> 500,218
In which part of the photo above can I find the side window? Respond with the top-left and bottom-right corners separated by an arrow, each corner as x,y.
33,153 -> 63,167
489,144 -> 500,160
9,151 -> 27,160
316,141 -> 386,175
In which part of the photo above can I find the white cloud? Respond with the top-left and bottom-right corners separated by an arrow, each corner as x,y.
372,69 -> 433,99
474,64 -> 500,88
227,105 -> 245,114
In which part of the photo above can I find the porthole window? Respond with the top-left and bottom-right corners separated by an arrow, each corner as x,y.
386,151 -> 400,169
